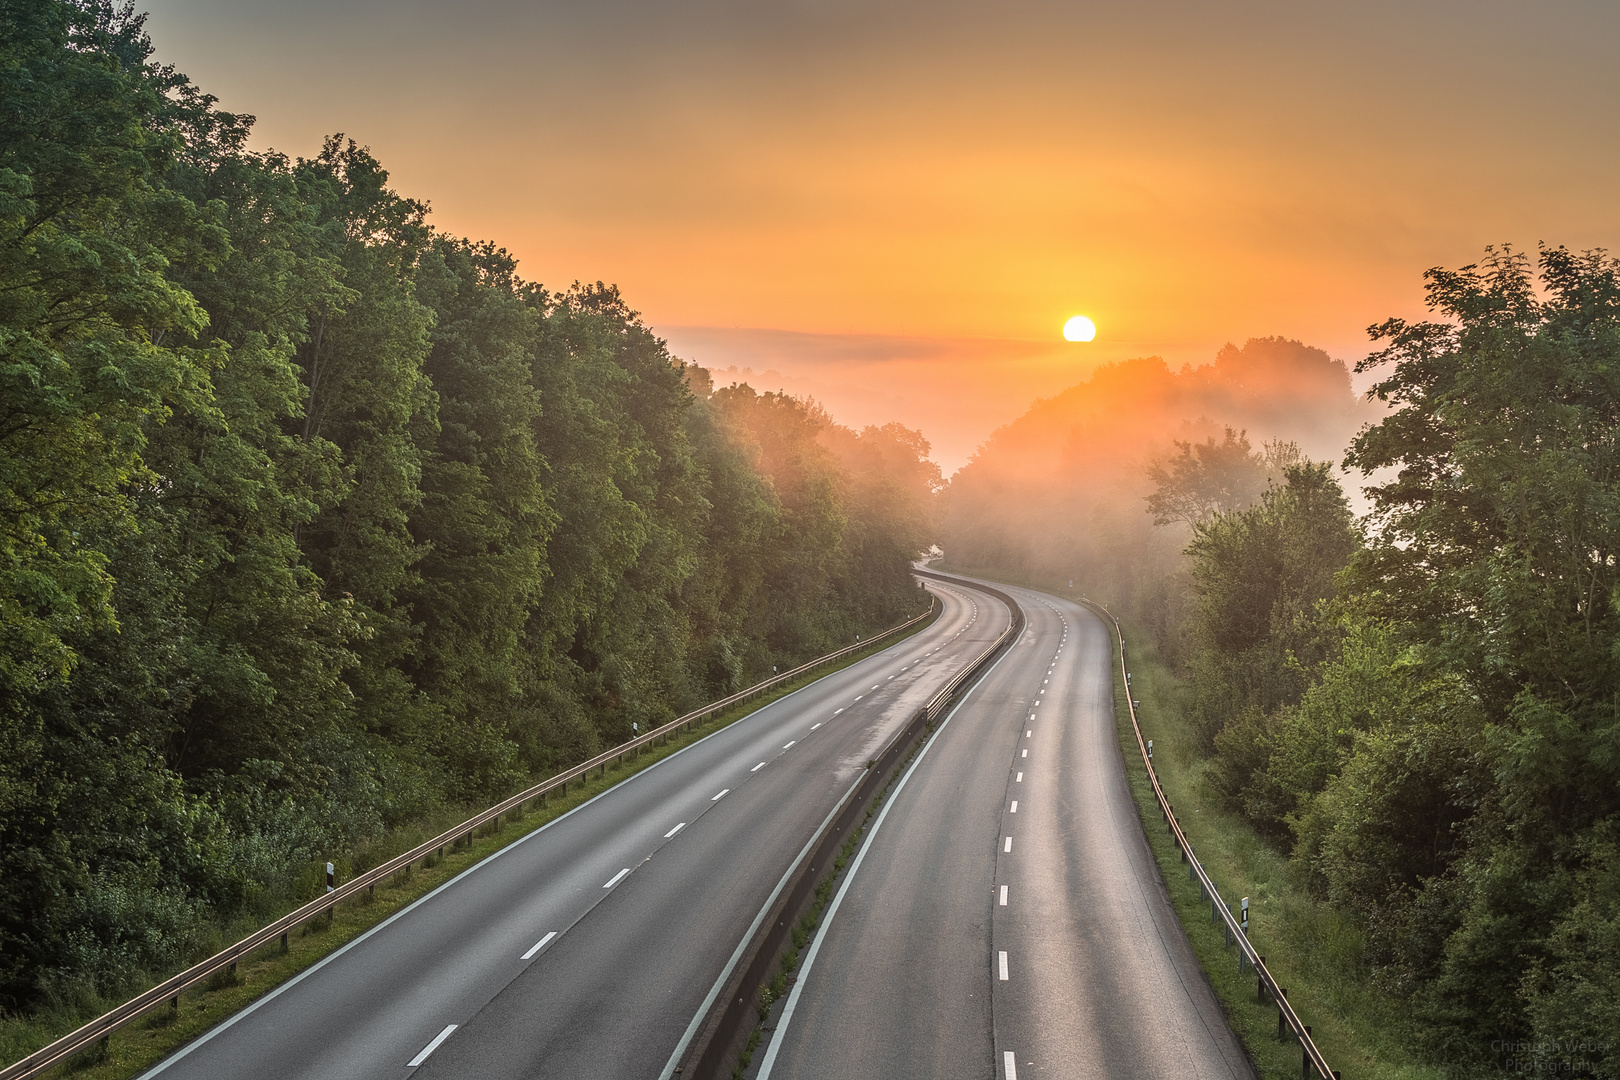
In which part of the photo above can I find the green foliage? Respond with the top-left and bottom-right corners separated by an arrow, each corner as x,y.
0,0 -> 937,1017
1165,246 -> 1620,1077
1336,246 -> 1620,1072
1181,461 -> 1359,767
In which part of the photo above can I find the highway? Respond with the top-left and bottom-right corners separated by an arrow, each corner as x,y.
755,573 -> 1254,1080
134,579 -> 1011,1080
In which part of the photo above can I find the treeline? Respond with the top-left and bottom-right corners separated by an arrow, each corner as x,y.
941,334 -> 1371,636
950,249 -> 1619,1075
1180,248 -> 1618,1074
0,0 -> 934,1012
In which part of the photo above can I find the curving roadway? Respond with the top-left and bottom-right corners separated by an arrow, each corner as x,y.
754,572 -> 1254,1080
133,580 -> 1010,1080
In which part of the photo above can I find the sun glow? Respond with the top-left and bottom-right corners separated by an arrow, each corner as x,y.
1063,316 -> 1097,342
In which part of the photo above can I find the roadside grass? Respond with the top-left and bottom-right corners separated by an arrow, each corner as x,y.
1108,616 -> 1438,1080
2,607 -> 939,1080
735,723 -> 929,1080
931,561 -> 1435,1080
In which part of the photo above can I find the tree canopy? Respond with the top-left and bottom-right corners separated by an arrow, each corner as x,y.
0,0 -> 936,1012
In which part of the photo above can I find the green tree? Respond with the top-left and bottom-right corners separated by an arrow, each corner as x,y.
1182,461 -> 1359,771
1343,246 -> 1620,1068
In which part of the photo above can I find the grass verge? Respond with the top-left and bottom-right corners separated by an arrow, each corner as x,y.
4,607 -> 940,1080
733,725 -> 929,1080
1105,615 -> 1438,1080
931,561 -> 1435,1080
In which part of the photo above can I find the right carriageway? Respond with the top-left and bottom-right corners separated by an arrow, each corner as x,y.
755,571 -> 1254,1080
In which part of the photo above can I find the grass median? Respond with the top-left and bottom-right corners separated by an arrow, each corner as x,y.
3,606 -> 940,1080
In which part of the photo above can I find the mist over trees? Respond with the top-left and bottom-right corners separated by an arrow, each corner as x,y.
0,0 -> 935,1011
941,335 -> 1372,639
945,249 -> 1620,1075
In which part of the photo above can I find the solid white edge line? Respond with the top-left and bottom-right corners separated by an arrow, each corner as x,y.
664,822 -> 686,838
407,1023 -> 456,1067
520,930 -> 557,960
603,868 -> 631,889
1005,1049 -> 1018,1080
755,636 -> 1020,1080
654,772 -> 871,1080
999,950 -> 1009,980
135,589 -> 962,1080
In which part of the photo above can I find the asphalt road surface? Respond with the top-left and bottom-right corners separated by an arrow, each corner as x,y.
756,573 -> 1254,1080
135,579 -> 1011,1080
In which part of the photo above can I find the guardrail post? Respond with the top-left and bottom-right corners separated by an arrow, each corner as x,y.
1303,1027 -> 1313,1079
1258,959 -> 1268,1003
280,930 -> 288,952
1278,988 -> 1289,1039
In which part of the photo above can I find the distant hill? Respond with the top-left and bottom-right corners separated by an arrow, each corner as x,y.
941,336 -> 1375,601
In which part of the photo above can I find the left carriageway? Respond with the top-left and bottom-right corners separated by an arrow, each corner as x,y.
135,577 -> 1011,1080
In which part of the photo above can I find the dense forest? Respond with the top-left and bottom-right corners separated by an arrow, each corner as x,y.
0,0 -> 936,1013
947,249 -> 1620,1075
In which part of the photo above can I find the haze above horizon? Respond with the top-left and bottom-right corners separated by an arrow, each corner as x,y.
139,0 -> 1620,470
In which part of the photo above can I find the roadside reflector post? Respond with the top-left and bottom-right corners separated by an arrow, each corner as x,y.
1242,896 -> 1250,935
1146,739 -> 1153,761
325,862 -> 335,893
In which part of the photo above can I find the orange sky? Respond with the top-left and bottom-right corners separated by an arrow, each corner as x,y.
141,0 -> 1620,469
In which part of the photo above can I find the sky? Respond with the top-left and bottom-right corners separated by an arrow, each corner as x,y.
139,0 -> 1620,471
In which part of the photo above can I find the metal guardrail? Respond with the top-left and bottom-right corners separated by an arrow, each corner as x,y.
1079,599 -> 1341,1080
684,571 -> 1024,1079
0,599 -> 938,1080
913,570 -> 1024,724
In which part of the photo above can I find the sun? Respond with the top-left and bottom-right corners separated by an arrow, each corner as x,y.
1063,315 -> 1096,342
